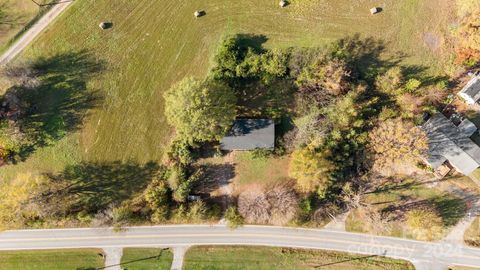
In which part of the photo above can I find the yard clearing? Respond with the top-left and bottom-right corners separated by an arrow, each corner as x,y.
182,246 -> 414,270
120,248 -> 173,270
0,248 -> 104,270
346,178 -> 467,240
1,0 -> 457,183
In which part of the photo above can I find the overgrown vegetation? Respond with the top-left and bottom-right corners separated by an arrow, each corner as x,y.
0,0 -> 473,234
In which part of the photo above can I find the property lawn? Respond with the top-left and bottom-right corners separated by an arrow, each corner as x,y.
346,178 -> 467,240
465,216 -> 480,247
182,246 -> 414,270
1,0 -> 457,183
233,152 -> 290,189
120,248 -> 173,270
0,249 -> 104,270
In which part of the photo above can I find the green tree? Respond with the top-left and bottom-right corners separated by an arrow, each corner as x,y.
164,77 -> 236,143
145,177 -> 170,223
375,67 -> 404,95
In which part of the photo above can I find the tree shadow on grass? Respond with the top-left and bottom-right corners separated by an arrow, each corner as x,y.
14,50 -> 104,160
33,161 -> 160,217
381,195 -> 467,227
0,3 -> 26,29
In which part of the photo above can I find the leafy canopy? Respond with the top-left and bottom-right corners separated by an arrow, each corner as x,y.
164,77 -> 236,142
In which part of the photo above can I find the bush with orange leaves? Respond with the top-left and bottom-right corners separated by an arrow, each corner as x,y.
368,118 -> 428,173
455,9 -> 480,65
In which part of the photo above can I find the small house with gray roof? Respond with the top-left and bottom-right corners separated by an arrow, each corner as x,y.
458,74 -> 480,105
220,119 -> 275,151
422,113 -> 480,176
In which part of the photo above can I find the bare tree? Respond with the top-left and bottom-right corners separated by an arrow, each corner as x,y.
238,187 -> 270,224
266,180 -> 298,225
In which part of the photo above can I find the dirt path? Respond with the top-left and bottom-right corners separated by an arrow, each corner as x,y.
0,1 -> 74,65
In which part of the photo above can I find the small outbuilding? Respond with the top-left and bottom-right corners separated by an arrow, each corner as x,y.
458,74 -> 480,105
220,119 -> 275,151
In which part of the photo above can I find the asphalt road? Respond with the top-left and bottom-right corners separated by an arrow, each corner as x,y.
1,225 -> 479,269
0,1 -> 74,65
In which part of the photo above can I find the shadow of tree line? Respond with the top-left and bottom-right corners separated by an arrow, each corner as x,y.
31,161 -> 159,218
2,50 -> 104,161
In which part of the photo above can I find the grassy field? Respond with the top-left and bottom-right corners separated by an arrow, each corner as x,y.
1,0 -> 456,183
346,178 -> 467,240
183,246 -> 415,270
120,248 -> 173,270
0,0 -> 50,53
0,249 -> 104,270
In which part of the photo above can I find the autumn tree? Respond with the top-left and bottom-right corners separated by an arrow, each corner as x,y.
164,77 -> 236,143
406,208 -> 444,241
456,9 -> 480,65
288,145 -> 334,195
368,118 -> 428,173
296,57 -> 352,106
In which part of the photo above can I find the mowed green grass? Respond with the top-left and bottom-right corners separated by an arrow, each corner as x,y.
233,152 -> 290,188
0,0 -> 41,52
183,246 -> 415,270
0,249 -> 104,270
1,0 -> 455,182
120,248 -> 173,270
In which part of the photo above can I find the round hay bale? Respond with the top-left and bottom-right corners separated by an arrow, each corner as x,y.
99,22 -> 113,29
194,10 -> 205,17
279,0 -> 288,7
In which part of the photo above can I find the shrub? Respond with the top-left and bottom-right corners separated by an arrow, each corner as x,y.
225,206 -> 244,229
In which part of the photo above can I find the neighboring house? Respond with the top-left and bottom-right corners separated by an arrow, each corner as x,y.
422,113 -> 480,176
458,74 -> 480,105
220,119 -> 275,150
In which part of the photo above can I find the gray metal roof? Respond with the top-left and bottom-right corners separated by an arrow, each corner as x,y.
422,113 -> 480,175
459,76 -> 480,103
220,119 -> 275,150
